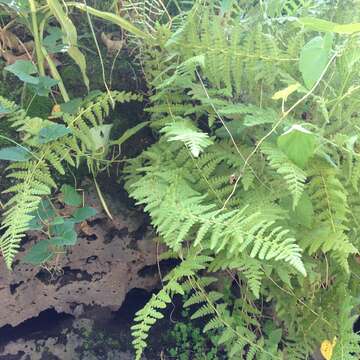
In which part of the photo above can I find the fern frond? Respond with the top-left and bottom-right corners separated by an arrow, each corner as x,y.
161,118 -> 213,157
131,251 -> 211,360
262,142 -> 307,208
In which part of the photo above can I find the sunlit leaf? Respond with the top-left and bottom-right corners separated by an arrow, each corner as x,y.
299,34 -> 333,89
272,83 -> 301,101
277,125 -> 316,168
90,124 -> 113,150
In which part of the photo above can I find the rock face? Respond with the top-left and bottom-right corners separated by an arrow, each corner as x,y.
0,318 -> 137,360
0,189 -> 160,328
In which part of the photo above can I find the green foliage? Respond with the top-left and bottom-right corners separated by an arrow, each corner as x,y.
0,90 -> 141,267
131,251 -> 211,360
23,191 -> 96,266
299,34 -> 333,89
124,1 -> 360,359
165,309 -> 222,360
161,119 -> 213,157
5,60 -> 58,97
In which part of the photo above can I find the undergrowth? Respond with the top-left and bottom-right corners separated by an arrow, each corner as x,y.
0,1 -> 360,359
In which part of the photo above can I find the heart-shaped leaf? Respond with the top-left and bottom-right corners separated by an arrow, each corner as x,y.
299,34 -> 333,89
277,125 -> 316,168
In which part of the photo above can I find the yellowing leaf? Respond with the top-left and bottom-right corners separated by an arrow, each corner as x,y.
272,83 -> 301,101
52,104 -> 61,113
320,338 -> 337,360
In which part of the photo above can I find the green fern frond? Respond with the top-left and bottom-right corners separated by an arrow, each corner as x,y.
131,251 -> 211,360
161,118 -> 213,157
262,142 -> 307,208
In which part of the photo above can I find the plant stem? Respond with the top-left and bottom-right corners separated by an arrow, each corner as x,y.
41,46 -> 69,102
29,0 -> 45,76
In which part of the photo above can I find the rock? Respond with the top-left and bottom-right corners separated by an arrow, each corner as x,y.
0,317 -> 139,360
0,187 -> 161,328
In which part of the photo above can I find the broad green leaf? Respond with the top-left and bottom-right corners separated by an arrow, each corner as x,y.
43,26 -> 66,53
5,60 -> 38,84
51,219 -> 77,245
50,235 -> 77,246
277,125 -> 316,168
38,123 -> 70,143
29,76 -> 58,97
50,216 -> 65,226
0,146 -> 31,161
5,61 -> 58,95
47,0 -> 89,89
90,124 -> 113,150
68,2 -> 149,39
23,240 -> 53,265
60,184 -> 82,206
37,199 -> 56,220
27,217 -> 43,231
299,17 -> 360,34
72,207 -> 97,223
60,98 -> 82,114
111,121 -> 149,146
28,199 -> 57,230
299,35 -> 333,89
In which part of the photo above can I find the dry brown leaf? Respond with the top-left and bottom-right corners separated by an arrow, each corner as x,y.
101,32 -> 123,54
1,50 -> 31,65
79,221 -> 95,236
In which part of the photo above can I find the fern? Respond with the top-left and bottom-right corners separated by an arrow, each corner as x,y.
262,142 -> 307,208
161,118 -> 213,157
0,91 -> 141,267
131,251 -> 212,360
121,0 -> 360,358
